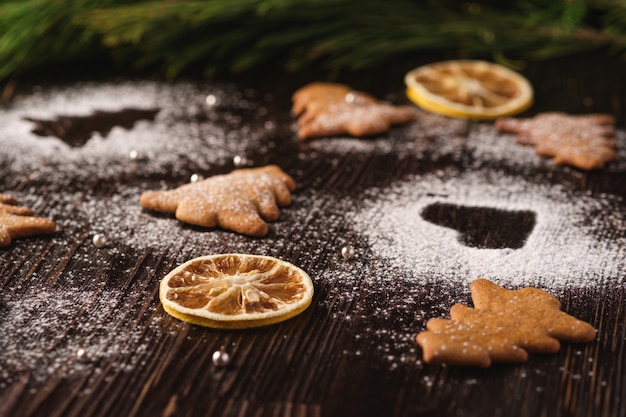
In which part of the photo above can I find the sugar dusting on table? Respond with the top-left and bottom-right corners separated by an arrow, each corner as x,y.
0,285 -> 164,384
0,81 -> 279,386
350,169 -> 626,289
0,81 -> 277,180
1,81 -> 625,383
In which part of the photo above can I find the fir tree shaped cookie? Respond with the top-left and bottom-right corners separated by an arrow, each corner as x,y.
495,112 -> 617,170
0,194 -> 56,247
140,165 -> 295,237
292,82 -> 416,140
416,279 -> 596,367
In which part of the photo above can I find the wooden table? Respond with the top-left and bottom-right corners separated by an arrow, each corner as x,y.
1,52 -> 625,417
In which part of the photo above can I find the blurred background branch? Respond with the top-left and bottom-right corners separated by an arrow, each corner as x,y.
0,0 -> 625,81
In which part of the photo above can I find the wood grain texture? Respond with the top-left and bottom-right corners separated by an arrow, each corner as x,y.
1,52 -> 625,417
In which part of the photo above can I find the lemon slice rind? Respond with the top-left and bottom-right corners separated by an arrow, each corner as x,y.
404,60 -> 533,120
160,254 -> 314,329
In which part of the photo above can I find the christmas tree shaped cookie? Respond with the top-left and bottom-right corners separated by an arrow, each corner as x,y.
495,112 -> 617,170
416,279 -> 596,367
0,194 -> 56,247
292,82 -> 415,140
140,165 -> 295,237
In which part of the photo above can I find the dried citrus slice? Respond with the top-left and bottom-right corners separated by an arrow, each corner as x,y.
404,60 -> 533,120
160,254 -> 314,329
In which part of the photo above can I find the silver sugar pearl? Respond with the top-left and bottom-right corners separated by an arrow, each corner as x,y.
345,91 -> 364,105
190,173 -> 204,183
233,155 -> 248,168
341,245 -> 355,260
76,348 -> 89,362
92,234 -> 107,248
205,94 -> 218,106
212,350 -> 231,367
129,150 -> 140,160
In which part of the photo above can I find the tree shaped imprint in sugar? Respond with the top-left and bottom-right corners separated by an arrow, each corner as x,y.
416,279 -> 596,367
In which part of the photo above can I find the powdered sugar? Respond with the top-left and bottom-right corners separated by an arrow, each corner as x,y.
1,78 -> 625,387
351,169 -> 626,289
3,82 -> 624,292
0,81 -> 276,180
0,284 -> 163,384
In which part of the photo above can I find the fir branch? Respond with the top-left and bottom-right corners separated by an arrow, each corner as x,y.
0,0 -> 624,81
0,1 -> 104,80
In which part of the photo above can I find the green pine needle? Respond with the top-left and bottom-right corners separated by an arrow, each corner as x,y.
0,0 -> 624,81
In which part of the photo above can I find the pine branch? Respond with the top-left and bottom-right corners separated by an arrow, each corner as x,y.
0,1 -> 104,80
0,0 -> 624,81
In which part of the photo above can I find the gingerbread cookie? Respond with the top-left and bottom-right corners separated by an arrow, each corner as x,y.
495,112 -> 617,170
292,82 -> 416,140
416,279 -> 596,367
140,165 -> 295,237
0,194 -> 56,247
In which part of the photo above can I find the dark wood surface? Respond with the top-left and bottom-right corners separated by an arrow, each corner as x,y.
1,52 -> 626,417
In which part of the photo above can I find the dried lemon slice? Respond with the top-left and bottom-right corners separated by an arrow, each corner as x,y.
160,254 -> 314,329
404,60 -> 533,120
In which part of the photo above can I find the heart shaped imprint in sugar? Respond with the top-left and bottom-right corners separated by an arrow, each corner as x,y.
416,279 -> 596,367
420,203 -> 536,249
140,165 -> 295,237
495,112 -> 617,170
0,194 -> 57,247
292,82 -> 416,140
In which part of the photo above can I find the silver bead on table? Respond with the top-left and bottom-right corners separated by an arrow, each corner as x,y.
205,94 -> 218,106
233,155 -> 248,168
341,245 -> 355,260
190,173 -> 204,183
76,348 -> 90,362
212,349 -> 231,367
92,234 -> 107,248
345,91 -> 364,105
